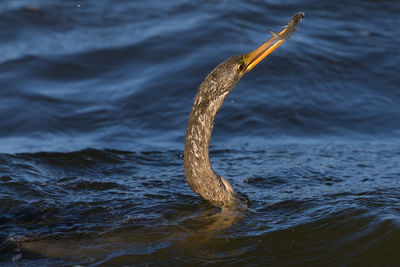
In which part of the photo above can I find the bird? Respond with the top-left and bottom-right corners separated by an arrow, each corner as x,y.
184,12 -> 304,208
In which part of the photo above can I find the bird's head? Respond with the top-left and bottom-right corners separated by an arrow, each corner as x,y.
203,35 -> 288,97
199,12 -> 304,99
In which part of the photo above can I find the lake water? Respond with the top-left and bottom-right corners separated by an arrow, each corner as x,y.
0,0 -> 399,265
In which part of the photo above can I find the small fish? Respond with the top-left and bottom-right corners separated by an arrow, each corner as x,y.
271,12 -> 304,41
244,12 -> 304,71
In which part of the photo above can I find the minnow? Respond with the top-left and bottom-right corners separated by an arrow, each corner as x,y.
245,12 -> 304,71
272,12 -> 304,41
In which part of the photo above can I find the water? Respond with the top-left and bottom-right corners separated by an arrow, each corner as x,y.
1,0 -> 399,265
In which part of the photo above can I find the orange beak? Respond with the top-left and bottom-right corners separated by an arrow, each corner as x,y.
245,37 -> 284,72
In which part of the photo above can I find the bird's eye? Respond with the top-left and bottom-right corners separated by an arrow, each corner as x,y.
237,63 -> 245,72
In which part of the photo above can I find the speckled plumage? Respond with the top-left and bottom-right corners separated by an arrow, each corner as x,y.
184,12 -> 304,208
184,55 -> 244,208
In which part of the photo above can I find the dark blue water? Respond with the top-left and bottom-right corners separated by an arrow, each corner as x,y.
1,0 -> 400,265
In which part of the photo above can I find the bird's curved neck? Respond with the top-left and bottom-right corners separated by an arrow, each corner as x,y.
184,80 -> 236,208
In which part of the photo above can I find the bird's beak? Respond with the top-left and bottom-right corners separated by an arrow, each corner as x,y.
245,35 -> 285,72
245,12 -> 304,72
